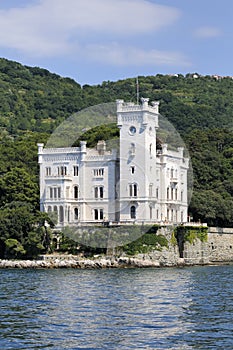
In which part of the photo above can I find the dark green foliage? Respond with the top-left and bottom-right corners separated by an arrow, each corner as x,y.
175,226 -> 208,244
122,225 -> 168,255
186,128 -> 233,226
123,233 -> 168,255
0,202 -> 54,259
73,123 -> 119,148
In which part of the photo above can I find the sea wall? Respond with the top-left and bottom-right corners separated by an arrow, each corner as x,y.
181,227 -> 233,265
206,227 -> 233,263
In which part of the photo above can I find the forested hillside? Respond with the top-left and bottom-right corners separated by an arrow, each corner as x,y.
0,58 -> 232,258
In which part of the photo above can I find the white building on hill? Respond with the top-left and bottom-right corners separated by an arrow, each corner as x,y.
38,98 -> 189,227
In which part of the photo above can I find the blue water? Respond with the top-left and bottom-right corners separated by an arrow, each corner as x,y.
0,265 -> 233,349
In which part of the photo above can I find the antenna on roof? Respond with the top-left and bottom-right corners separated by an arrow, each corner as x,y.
136,77 -> 139,104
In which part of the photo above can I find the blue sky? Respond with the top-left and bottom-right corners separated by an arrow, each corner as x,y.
0,0 -> 232,85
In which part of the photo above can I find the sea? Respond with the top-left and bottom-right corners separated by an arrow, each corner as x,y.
0,265 -> 233,350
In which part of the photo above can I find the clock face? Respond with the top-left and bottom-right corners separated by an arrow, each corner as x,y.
129,126 -> 136,135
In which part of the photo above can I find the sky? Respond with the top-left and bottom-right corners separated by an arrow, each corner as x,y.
0,0 -> 233,85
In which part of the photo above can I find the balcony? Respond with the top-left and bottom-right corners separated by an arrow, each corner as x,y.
45,175 -> 72,181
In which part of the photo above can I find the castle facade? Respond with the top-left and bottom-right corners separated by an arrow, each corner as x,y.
38,98 -> 189,227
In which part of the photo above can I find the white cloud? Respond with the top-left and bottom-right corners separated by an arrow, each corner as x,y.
0,0 -> 181,56
194,26 -> 222,38
85,43 -> 190,67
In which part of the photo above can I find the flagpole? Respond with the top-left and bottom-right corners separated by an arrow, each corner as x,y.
136,77 -> 139,104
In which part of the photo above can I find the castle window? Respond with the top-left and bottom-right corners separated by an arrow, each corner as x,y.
156,187 -> 159,199
171,209 -> 174,221
59,206 -> 64,223
74,208 -> 79,220
129,183 -> 137,197
99,209 -> 104,220
175,188 -> 178,200
149,206 -> 153,220
49,187 -> 61,199
181,190 -> 183,202
46,167 -> 51,176
73,166 -> 79,176
94,209 -> 98,220
167,187 -> 169,200
48,206 -> 52,212
74,186 -> 79,199
58,166 -> 67,176
131,166 -> 135,174
94,187 -> 98,199
94,209 -> 104,220
130,205 -> 136,219
156,209 -> 159,220
94,186 -> 104,199
93,168 -> 104,176
99,186 -> 103,198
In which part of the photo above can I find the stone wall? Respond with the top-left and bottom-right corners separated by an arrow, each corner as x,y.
207,227 -> 233,263
140,226 -> 233,266
181,227 -> 233,265
120,226 -> 233,267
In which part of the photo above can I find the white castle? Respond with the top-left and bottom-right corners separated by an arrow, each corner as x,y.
38,98 -> 189,227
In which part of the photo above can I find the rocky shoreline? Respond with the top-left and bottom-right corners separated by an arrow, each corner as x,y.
0,255 -> 185,269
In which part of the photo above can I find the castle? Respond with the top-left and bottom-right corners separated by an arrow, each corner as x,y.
38,98 -> 189,227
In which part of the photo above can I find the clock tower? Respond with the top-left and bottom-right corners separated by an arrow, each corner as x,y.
117,98 -> 159,222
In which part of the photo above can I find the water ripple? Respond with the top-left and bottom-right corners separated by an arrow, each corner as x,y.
0,266 -> 233,349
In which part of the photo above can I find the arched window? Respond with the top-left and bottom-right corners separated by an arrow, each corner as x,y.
129,184 -> 137,197
59,206 -> 64,223
150,205 -> 153,220
94,187 -> 98,199
130,205 -> 136,219
47,206 -> 52,212
167,187 -> 169,200
94,186 -> 104,199
74,186 -> 78,199
74,208 -> 79,220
